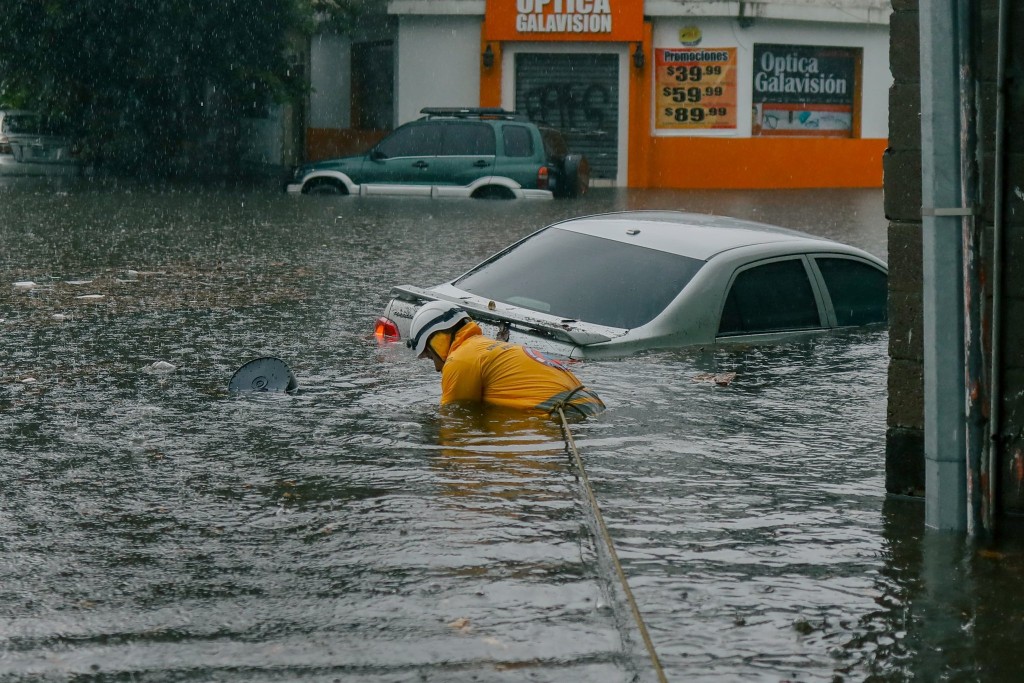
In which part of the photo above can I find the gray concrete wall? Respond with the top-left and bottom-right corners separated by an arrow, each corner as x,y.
885,0 -> 924,497
885,0 -> 1024,514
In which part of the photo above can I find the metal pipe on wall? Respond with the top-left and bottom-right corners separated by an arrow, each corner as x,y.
920,0 -> 968,531
985,0 -> 1010,533
956,0 -> 984,536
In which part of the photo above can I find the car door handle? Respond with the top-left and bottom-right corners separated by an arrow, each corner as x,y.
412,160 -> 429,169
473,160 -> 490,167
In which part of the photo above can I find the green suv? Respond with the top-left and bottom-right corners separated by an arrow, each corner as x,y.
286,108 -> 589,199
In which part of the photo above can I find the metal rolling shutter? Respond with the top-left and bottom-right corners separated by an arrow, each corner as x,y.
514,53 -> 619,181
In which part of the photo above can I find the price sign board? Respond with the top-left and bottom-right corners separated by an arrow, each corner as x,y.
655,48 -> 737,130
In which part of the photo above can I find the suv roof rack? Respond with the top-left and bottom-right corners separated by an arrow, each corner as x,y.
419,107 -> 528,121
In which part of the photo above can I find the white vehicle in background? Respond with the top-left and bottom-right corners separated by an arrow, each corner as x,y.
375,211 -> 888,359
0,109 -> 82,176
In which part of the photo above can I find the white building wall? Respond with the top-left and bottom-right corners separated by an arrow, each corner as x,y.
240,107 -> 284,166
395,15 -> 482,125
310,33 -> 351,129
651,18 -> 890,138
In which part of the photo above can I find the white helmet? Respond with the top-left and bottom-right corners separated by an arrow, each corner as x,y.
407,300 -> 470,356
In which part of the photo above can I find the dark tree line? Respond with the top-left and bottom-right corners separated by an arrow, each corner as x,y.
0,0 -> 380,174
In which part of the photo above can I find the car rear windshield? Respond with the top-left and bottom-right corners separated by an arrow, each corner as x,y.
540,128 -> 568,161
453,227 -> 705,329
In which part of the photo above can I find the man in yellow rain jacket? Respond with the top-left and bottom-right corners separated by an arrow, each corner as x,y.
407,300 -> 605,417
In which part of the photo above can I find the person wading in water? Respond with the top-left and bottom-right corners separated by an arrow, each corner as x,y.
407,301 -> 605,417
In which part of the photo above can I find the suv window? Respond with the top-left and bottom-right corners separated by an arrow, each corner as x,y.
375,122 -> 443,158
815,257 -> 887,326
440,122 -> 495,156
718,258 -> 821,335
502,125 -> 534,158
454,227 -> 705,329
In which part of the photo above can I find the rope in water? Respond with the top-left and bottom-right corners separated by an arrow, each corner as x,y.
555,406 -> 669,683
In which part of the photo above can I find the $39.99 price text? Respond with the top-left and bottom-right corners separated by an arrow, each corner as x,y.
665,64 -> 723,81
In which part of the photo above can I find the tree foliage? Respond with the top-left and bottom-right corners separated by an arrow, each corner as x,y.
0,0 -> 346,173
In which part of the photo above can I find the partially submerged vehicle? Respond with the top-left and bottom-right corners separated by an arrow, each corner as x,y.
287,107 -> 588,199
0,109 -> 82,176
375,211 -> 888,359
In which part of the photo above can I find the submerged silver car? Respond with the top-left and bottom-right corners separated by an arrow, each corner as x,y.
375,211 -> 888,359
0,109 -> 82,176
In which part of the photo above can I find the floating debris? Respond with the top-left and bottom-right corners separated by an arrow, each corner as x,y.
13,281 -> 37,290
146,361 -> 177,373
75,294 -> 106,301
65,279 -> 93,286
52,314 -> 68,322
691,372 -> 737,386
228,357 -> 298,393
20,377 -> 37,384
792,617 -> 815,635
447,617 -> 471,633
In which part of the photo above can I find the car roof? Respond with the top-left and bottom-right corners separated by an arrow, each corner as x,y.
550,211 -> 851,261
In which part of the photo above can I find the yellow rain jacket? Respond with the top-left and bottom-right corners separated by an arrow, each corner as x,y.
440,322 -> 605,416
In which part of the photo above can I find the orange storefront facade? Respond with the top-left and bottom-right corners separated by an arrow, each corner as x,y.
307,0 -> 890,189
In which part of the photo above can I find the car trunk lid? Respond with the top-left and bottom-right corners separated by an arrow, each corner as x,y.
390,284 -> 627,348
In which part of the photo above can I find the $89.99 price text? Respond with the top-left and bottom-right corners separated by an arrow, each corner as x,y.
662,106 -> 729,123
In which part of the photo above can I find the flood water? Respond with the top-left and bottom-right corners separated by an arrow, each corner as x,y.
2,179 -> 1023,682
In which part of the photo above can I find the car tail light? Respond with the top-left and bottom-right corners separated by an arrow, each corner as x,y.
537,165 -> 549,190
374,316 -> 401,344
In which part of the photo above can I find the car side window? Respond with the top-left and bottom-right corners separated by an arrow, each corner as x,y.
815,257 -> 888,326
440,123 -> 495,156
503,125 -> 534,158
718,258 -> 821,336
375,123 -> 443,158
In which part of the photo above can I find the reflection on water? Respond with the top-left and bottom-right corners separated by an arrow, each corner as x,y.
2,180 -> 1022,681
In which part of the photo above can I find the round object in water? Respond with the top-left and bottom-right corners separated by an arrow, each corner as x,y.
228,357 -> 298,393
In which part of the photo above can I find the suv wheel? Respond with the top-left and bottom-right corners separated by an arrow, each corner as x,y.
304,178 -> 346,195
472,186 -> 514,200
561,154 -> 590,199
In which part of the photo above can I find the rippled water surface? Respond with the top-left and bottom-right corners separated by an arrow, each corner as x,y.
3,180 -> 1023,682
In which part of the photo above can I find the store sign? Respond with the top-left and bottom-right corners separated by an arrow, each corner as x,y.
655,48 -> 737,130
751,44 -> 860,137
678,27 -> 702,46
484,0 -> 643,42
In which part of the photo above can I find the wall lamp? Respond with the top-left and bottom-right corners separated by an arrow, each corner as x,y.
632,43 -> 645,70
482,44 -> 495,69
